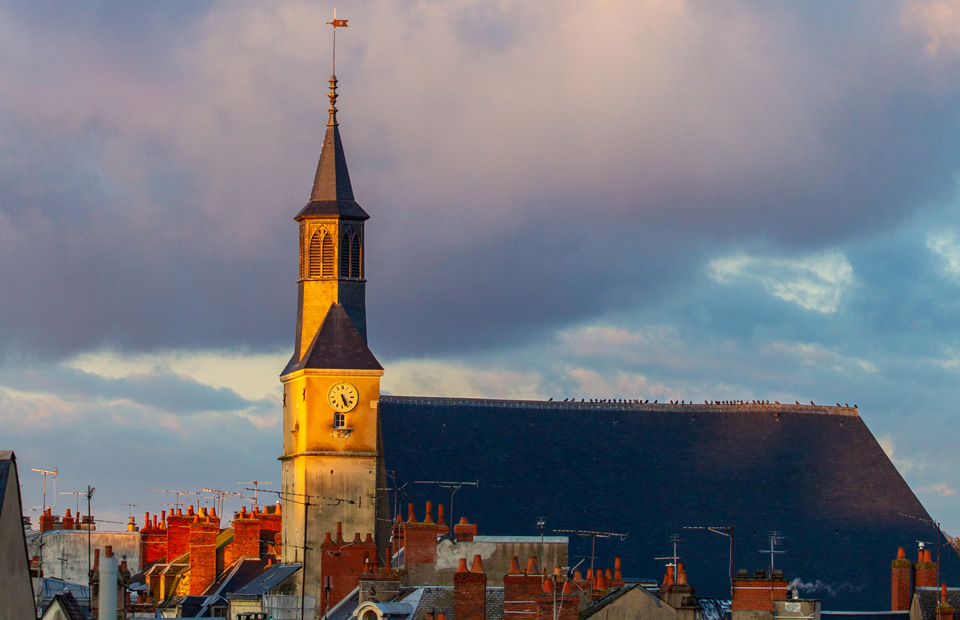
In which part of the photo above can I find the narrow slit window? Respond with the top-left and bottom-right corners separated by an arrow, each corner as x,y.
350,233 -> 361,279
340,231 -> 351,277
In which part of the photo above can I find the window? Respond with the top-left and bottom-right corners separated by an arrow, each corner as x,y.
309,229 -> 335,277
334,413 -> 346,429
340,228 -> 363,279
351,232 -> 361,279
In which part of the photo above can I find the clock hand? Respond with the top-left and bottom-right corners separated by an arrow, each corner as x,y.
341,394 -> 349,406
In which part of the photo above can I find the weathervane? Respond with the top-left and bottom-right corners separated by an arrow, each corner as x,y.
326,8 -> 349,126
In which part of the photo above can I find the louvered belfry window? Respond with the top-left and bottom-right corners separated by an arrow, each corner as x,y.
309,229 -> 335,278
351,233 -> 361,279
339,228 -> 362,279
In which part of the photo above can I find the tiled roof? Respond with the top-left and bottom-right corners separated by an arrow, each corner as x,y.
914,587 -> 960,620
283,303 -> 382,374
44,591 -> 89,620
380,397 -> 954,611
229,563 -> 302,597
400,586 -> 504,620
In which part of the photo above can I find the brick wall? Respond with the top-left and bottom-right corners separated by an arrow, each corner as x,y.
892,547 -> 912,611
454,556 -> 487,620
188,516 -> 219,595
319,524 -> 377,612
140,512 -> 167,569
731,577 -> 788,612
504,556 -> 543,620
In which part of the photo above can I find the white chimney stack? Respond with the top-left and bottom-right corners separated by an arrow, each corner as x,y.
98,546 -> 118,620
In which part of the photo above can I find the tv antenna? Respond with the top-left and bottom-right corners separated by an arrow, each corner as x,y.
151,489 -> 198,512
32,467 -> 58,512
759,531 -> 785,573
414,480 -> 479,530
655,533 -> 684,582
59,491 -> 85,517
555,528 -> 629,578
237,481 -> 272,509
202,487 -> 243,517
684,524 -> 734,598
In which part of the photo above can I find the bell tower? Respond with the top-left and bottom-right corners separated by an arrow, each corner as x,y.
279,63 -> 389,602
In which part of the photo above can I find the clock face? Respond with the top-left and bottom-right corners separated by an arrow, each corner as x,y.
328,382 -> 359,412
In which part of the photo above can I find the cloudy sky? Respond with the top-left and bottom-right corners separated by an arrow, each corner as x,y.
4,0 -> 960,541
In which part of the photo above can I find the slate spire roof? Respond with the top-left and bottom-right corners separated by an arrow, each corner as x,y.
297,74 -> 369,221
283,303 -> 382,374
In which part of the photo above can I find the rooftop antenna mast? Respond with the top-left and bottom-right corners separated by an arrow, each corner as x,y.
759,531 -> 785,573
654,533 -> 684,582
902,512 -> 944,604
32,467 -> 58,513
237,481 -> 273,510
32,465 -> 57,608
59,491 -> 85,518
151,489 -> 198,512
86,486 -> 95,597
555,528 -> 630,579
684,524 -> 735,599
202,487 -> 243,517
414,480 -> 479,531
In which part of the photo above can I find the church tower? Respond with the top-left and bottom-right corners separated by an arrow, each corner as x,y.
279,68 -> 389,601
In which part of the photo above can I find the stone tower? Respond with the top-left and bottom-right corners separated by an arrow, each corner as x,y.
279,71 -> 389,604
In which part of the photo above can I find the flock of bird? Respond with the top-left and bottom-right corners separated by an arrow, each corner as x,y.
545,397 -> 856,408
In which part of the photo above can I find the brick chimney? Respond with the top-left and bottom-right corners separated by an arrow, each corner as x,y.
938,584 -> 955,620
360,551 -> 402,604
320,523 -> 377,610
505,556 -> 543,620
916,548 -> 938,589
63,509 -> 75,530
455,555 -> 487,620
892,547 -> 912,611
403,502 -> 441,585
188,514 -> 219,595
454,517 -> 478,543
661,562 -> 696,610
39,508 -> 55,532
232,507 -> 262,560
536,578 -> 579,620
392,514 -> 405,556
166,509 -> 191,560
610,557 -> 625,587
731,569 -> 788,618
140,512 -> 167,569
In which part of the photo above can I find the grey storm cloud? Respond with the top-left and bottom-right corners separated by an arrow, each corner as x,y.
2,0 -> 960,363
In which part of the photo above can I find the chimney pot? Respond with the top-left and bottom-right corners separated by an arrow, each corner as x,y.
457,558 -> 469,573
526,556 -> 539,575
424,501 -> 434,524
471,554 -> 485,574
105,545 -> 113,558
897,547 -> 906,560
508,556 -> 522,575
408,503 -> 416,523
563,580 -> 573,595
544,578 -> 554,593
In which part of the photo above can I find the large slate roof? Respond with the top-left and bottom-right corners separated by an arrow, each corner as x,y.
379,397 -> 957,611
